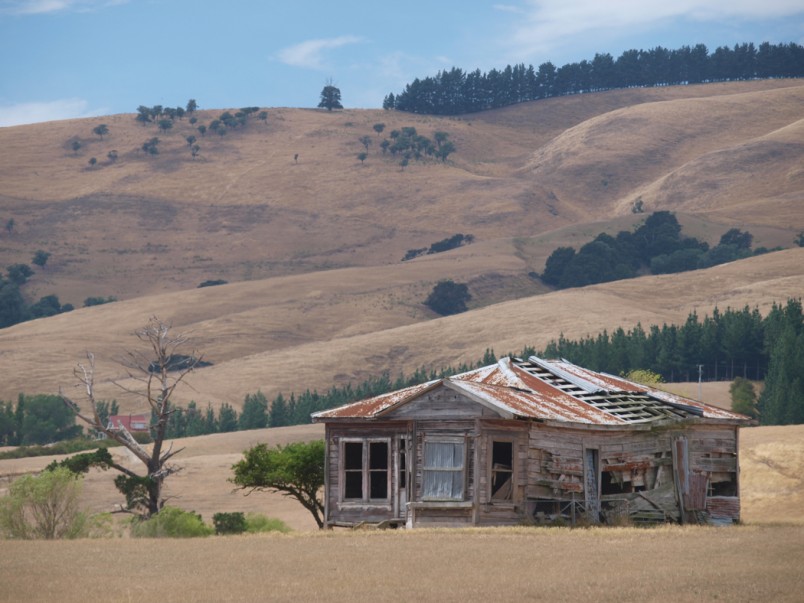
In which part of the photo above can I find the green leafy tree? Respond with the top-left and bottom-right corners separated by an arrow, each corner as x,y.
158,119 -> 173,134
186,134 -> 197,146
257,111 -> 268,125
60,317 -> 204,516
142,137 -> 160,155
186,99 -> 198,114
317,82 -> 343,111
424,280 -> 471,315
231,440 -> 325,529
7,263 -> 34,286
191,144 -> 200,159
730,377 -> 758,419
359,135 -> 372,150
17,394 -> 79,445
88,157 -> 97,167
357,152 -> 367,164
373,123 -> 385,136
0,279 -> 29,328
92,124 -> 109,140
197,124 -> 207,137
0,467 -> 88,539
31,250 -> 50,269
71,140 -> 82,155
435,140 -> 455,162
239,391 -> 268,430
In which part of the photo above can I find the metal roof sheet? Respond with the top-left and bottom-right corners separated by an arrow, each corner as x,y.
311,356 -> 751,425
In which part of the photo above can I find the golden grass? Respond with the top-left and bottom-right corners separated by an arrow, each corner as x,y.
0,525 -> 802,602
0,423 -> 802,602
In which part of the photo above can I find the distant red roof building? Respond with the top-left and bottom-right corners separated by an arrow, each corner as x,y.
107,414 -> 150,433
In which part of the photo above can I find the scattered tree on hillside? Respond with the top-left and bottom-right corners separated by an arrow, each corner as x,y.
231,440 -> 326,529
107,150 -> 118,163
142,137 -> 160,155
88,157 -> 97,167
59,317 -> 204,516
424,280 -> 471,316
7,263 -> 34,286
32,250 -> 50,269
92,124 -> 109,140
197,124 -> 207,137
186,135 -> 197,146
71,140 -> 82,155
796,232 -> 804,247
357,152 -> 367,165
373,123 -> 385,136
157,119 -> 173,134
5,219 -> 14,234
318,81 -> 343,111
359,135 -> 372,150
191,144 -> 200,159
257,111 -> 268,125
186,99 -> 198,114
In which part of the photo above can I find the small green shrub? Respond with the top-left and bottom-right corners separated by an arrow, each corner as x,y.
0,467 -> 88,539
130,506 -> 213,538
245,513 -> 291,534
212,512 -> 247,535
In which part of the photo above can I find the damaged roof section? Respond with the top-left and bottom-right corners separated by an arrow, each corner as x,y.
312,356 -> 750,426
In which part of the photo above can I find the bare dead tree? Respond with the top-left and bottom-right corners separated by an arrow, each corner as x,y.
60,317 -> 202,517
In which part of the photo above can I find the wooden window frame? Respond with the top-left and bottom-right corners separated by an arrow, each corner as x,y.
339,437 -> 391,504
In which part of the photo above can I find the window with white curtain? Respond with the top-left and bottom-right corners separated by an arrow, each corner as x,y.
422,439 -> 465,500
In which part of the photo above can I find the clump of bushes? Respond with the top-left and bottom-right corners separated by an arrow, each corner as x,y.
212,512 -> 291,535
130,506 -> 213,538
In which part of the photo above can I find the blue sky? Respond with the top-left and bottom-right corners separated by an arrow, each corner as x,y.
1,0 -> 802,126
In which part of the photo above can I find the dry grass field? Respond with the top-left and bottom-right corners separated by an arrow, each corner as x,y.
0,422 -> 803,602
1,525 -> 802,603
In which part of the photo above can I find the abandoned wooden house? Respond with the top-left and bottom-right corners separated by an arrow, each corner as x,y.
311,356 -> 753,528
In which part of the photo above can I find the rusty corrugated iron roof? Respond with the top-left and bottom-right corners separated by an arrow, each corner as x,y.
311,356 -> 751,425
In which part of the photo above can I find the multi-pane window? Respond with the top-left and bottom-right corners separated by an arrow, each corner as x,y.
422,439 -> 465,500
341,439 -> 389,502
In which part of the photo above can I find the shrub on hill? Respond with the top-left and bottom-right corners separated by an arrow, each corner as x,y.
424,280 -> 471,315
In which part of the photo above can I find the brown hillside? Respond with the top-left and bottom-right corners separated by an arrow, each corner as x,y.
0,80 -> 802,410
0,80 -> 801,304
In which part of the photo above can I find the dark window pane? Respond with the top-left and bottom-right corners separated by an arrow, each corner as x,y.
345,471 -> 362,499
369,441 -> 388,470
370,470 -> 387,499
344,442 -> 363,470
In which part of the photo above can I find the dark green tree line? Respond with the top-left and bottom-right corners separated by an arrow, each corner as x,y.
387,42 -> 804,115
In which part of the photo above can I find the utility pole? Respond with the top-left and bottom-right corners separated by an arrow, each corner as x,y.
697,364 -> 704,401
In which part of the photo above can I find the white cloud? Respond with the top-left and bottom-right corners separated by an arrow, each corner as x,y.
504,0 -> 804,58
493,4 -> 524,14
277,36 -> 363,70
0,98 -> 105,127
0,0 -> 126,15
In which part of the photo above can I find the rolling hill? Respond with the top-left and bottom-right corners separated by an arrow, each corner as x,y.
0,79 -> 802,410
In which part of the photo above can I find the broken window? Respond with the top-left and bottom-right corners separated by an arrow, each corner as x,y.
422,439 -> 465,500
491,440 -> 513,501
341,438 -> 390,502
